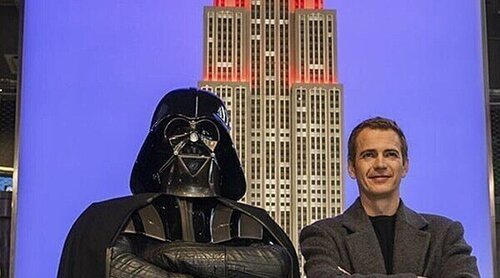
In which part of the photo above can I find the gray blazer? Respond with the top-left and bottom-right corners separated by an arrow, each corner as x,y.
299,199 -> 479,277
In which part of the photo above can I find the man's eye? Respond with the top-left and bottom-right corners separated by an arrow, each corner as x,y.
361,152 -> 375,158
386,151 -> 399,158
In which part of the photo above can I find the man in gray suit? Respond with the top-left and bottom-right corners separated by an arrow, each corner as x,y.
299,117 -> 479,277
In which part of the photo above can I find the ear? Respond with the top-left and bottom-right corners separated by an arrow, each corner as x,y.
402,159 -> 409,177
348,160 -> 356,179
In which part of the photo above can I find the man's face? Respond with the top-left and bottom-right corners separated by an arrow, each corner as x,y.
348,128 -> 409,200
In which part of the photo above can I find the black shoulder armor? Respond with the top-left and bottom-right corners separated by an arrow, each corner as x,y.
121,200 -> 264,243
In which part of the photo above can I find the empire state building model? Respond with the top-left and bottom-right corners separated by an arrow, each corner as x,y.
199,0 -> 343,252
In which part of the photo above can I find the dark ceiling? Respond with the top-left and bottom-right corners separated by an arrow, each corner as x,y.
0,0 -> 18,170
0,0 -> 18,82
487,0 -> 500,92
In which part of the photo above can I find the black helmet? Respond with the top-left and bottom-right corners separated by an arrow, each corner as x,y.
130,88 -> 246,200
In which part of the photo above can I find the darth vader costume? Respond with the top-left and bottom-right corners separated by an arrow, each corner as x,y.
58,88 -> 299,278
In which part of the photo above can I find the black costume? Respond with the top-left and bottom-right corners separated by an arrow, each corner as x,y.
58,88 -> 299,278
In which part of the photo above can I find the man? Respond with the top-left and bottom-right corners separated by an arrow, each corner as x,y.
299,117 -> 479,277
58,88 -> 299,278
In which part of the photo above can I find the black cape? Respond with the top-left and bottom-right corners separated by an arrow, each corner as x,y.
58,193 -> 300,278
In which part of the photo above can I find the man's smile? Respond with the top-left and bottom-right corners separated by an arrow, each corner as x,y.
368,173 -> 393,179
369,176 -> 392,184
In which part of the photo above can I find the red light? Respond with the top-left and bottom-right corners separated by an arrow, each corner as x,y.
291,0 -> 323,10
215,0 -> 248,8
214,0 -> 224,7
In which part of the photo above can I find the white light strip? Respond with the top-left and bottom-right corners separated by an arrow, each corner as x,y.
0,166 -> 14,173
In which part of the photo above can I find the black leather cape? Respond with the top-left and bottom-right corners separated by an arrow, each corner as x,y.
57,193 -> 300,278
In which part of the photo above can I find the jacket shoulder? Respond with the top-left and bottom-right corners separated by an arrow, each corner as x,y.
419,213 -> 463,232
306,214 -> 345,229
300,215 -> 347,242
420,213 -> 454,223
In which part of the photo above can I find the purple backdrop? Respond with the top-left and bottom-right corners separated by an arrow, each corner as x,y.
15,0 -> 493,276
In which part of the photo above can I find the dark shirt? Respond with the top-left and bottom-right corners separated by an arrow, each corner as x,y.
369,215 -> 396,274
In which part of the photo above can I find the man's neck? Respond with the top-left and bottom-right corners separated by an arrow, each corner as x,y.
360,194 -> 400,216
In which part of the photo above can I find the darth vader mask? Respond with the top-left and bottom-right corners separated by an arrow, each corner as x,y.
130,88 -> 246,200
154,117 -> 222,197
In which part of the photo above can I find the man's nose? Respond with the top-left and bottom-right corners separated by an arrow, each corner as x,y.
373,156 -> 387,169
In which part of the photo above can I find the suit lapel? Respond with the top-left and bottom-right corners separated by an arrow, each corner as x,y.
392,203 -> 430,274
343,199 -> 386,274
345,227 -> 387,273
342,199 -> 431,275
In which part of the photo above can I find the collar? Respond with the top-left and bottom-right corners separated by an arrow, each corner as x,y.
342,198 -> 429,233
341,197 -> 430,274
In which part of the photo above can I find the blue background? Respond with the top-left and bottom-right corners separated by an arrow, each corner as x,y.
15,0 -> 493,276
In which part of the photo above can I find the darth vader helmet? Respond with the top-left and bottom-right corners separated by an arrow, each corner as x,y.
130,88 -> 246,200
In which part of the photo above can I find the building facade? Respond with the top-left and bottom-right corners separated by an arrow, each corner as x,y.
198,0 -> 343,257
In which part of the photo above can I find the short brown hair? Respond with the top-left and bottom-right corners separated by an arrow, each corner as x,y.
347,117 -> 408,163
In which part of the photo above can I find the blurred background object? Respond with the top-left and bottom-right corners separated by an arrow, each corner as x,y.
486,0 -> 500,274
0,0 -> 19,276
